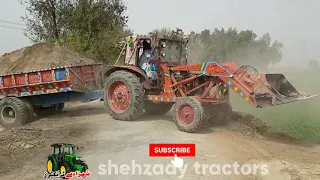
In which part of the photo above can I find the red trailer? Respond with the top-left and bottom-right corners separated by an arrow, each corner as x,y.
0,63 -> 104,128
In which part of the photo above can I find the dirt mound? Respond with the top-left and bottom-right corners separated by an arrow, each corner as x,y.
229,111 -> 297,141
0,42 -> 95,75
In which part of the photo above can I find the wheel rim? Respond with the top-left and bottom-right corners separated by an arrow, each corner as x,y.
107,81 -> 131,113
60,166 -> 66,174
47,160 -> 53,172
177,104 -> 195,125
1,106 -> 16,123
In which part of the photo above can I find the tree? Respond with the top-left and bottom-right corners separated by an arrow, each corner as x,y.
20,0 -> 128,63
186,28 -> 283,69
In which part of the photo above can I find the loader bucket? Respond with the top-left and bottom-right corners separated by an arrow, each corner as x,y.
253,74 -> 316,108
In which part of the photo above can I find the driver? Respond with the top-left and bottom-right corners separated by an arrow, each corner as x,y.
139,40 -> 153,77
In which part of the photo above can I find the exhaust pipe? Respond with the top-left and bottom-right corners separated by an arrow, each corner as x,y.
253,74 -> 316,108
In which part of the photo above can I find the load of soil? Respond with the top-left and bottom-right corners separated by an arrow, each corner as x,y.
0,42 -> 96,75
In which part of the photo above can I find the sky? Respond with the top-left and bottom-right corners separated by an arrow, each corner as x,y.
0,0 -> 319,67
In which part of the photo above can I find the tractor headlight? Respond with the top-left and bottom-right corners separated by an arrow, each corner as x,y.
76,157 -> 82,160
161,42 -> 166,48
161,52 -> 165,57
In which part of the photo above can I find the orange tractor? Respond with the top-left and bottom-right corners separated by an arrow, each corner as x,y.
103,29 -> 315,133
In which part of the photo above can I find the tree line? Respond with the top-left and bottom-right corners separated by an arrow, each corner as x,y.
21,0 -> 283,68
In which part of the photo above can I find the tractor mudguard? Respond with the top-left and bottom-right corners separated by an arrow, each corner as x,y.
104,65 -> 151,89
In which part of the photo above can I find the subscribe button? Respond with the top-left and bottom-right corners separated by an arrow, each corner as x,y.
149,144 -> 196,157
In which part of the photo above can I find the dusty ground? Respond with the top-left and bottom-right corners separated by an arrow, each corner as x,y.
0,101 -> 320,180
0,43 -> 95,75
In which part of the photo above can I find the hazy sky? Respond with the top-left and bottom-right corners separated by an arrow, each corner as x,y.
0,0 -> 319,67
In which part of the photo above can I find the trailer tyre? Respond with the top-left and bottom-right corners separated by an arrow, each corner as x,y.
21,99 -> 35,122
104,70 -> 145,121
56,103 -> 65,113
34,105 -> 58,117
0,97 -> 29,128
173,97 -> 205,133
144,101 -> 173,115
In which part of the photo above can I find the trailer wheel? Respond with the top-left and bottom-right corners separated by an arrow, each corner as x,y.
144,101 -> 173,115
173,97 -> 205,133
34,105 -> 58,117
21,99 -> 35,122
56,103 -> 65,113
104,70 -> 145,121
205,102 -> 232,125
0,97 -> 29,128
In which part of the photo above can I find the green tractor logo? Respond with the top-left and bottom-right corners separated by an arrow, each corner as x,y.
46,143 -> 89,177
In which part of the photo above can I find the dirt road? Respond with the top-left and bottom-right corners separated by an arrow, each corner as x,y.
1,101 -> 320,180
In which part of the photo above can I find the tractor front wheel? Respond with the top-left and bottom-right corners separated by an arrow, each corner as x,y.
82,162 -> 89,172
104,70 -> 145,121
173,97 -> 205,133
144,101 -> 173,115
59,162 -> 70,175
0,97 -> 29,128
205,102 -> 232,125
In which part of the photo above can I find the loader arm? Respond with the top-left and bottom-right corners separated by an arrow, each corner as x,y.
169,61 -> 316,108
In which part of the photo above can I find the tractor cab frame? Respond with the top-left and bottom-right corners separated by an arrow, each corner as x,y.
115,28 -> 189,89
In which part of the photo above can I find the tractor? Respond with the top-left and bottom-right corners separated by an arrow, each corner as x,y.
102,28 -> 316,133
47,143 -> 88,175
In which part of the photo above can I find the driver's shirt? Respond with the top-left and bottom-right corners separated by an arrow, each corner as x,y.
139,50 -> 151,68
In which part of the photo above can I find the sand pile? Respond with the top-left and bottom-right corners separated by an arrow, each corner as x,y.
0,42 -> 96,75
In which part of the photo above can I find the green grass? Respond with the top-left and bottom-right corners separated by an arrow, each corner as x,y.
230,68 -> 320,143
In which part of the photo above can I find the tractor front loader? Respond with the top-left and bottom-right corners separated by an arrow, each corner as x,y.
103,29 -> 316,133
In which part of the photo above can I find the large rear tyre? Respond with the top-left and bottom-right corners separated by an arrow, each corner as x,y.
0,97 -> 29,128
34,104 -> 58,117
104,70 -> 145,121
144,101 -> 173,115
205,102 -> 232,125
173,97 -> 205,133
47,158 -> 55,173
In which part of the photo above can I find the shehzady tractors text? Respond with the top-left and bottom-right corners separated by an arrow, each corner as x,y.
102,28 -> 316,133
47,143 -> 88,175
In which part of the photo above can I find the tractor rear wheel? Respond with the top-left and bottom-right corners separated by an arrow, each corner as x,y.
0,97 -> 29,128
205,102 -> 232,125
173,97 -> 205,133
144,101 -> 173,115
34,104 -> 58,117
47,158 -> 55,173
104,70 -> 145,121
